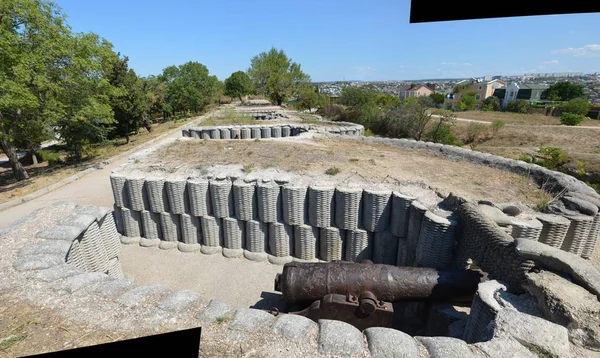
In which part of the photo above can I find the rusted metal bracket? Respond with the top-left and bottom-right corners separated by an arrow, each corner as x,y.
286,292 -> 394,331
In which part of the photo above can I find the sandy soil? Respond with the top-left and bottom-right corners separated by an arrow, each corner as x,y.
129,136 -> 549,208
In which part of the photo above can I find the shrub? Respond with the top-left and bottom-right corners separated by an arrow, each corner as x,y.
36,150 -> 63,166
561,98 -> 590,116
483,96 -> 501,111
465,123 -> 489,144
491,120 -> 505,137
506,99 -> 530,113
316,104 -> 345,121
560,113 -> 585,126
536,146 -> 569,170
325,167 -> 341,175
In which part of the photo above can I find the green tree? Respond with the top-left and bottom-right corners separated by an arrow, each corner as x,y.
160,61 -> 219,116
429,92 -> 445,106
141,75 -> 170,121
483,96 -> 501,111
457,91 -> 478,111
541,81 -> 585,101
506,99 -> 530,114
378,97 -> 431,140
340,87 -> 377,107
224,71 -> 253,102
247,48 -> 311,105
296,85 -> 326,113
561,97 -> 590,116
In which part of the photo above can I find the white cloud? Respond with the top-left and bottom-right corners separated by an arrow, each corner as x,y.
441,62 -> 473,67
463,62 -> 472,66
441,62 -> 457,65
551,44 -> 600,57
540,60 -> 559,65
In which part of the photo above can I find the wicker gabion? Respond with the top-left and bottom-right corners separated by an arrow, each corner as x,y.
415,211 -> 458,269
245,220 -> 268,253
180,213 -> 200,245
110,173 -> 129,208
187,178 -> 212,217
160,212 -> 179,242
582,213 -> 600,259
121,207 -> 141,238
406,201 -> 428,266
282,182 -> 308,226
308,183 -> 336,228
389,192 -> 415,238
257,179 -> 282,223
345,228 -> 372,262
396,237 -> 408,266
125,175 -> 147,211
320,227 -> 344,261
165,178 -> 188,214
463,281 -> 506,344
146,176 -> 169,213
223,217 -> 245,251
510,218 -> 543,241
372,231 -> 399,266
294,224 -> 319,261
561,214 -> 594,256
268,222 -> 294,258
140,210 -> 161,240
362,188 -> 392,233
335,186 -> 363,231
233,179 -> 257,221
200,216 -> 222,249
536,213 -> 571,249
209,177 -> 234,218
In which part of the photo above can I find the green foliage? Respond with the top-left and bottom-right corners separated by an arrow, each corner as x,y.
541,81 -> 585,101
296,85 -> 326,112
224,71 -> 253,101
37,149 -> 63,165
325,167 -> 341,175
506,99 -> 530,114
483,96 -> 501,111
457,92 -> 478,111
429,92 -> 445,106
160,61 -> 220,114
247,47 -> 310,105
364,128 -> 375,137
317,104 -> 345,121
491,120 -> 505,137
576,161 -> 587,177
376,93 -> 401,109
561,97 -> 590,116
536,146 -> 569,170
340,87 -> 377,107
560,113 -> 585,126
378,97 -> 431,140
465,123 -> 489,144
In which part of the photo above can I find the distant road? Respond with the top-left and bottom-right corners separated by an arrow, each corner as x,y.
0,140 -> 59,165
431,114 -> 600,129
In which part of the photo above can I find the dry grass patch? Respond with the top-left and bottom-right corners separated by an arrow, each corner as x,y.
454,110 -> 600,127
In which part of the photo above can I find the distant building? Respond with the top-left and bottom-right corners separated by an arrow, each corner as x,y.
398,83 -> 435,100
493,83 -> 549,108
444,79 -> 505,108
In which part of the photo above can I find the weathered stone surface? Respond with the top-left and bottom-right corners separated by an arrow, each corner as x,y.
120,236 -> 140,245
18,240 -> 72,258
473,337 -> 536,358
177,242 -> 201,253
524,270 -> 600,351
156,290 -> 202,312
13,254 -> 64,272
243,251 -> 268,262
139,237 -> 160,247
271,313 -> 318,342
114,284 -> 169,308
73,205 -> 110,222
36,225 -> 83,242
417,336 -> 475,358
32,264 -> 83,282
490,309 -> 571,358
477,204 -> 513,225
562,195 -> 599,217
158,241 -> 178,250
59,214 -> 96,232
54,272 -> 111,294
196,299 -> 234,323
90,279 -> 135,298
318,319 -> 364,357
515,238 -> 600,298
200,246 -> 222,255
228,309 -> 276,333
365,327 -> 420,358
222,248 -> 244,258
268,255 -> 294,265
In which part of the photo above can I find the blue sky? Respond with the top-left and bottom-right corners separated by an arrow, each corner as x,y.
54,0 -> 600,82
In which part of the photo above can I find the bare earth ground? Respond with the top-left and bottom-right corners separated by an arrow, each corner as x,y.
139,137 -> 549,207
453,110 -> 600,127
0,117 -> 199,205
452,122 -> 600,172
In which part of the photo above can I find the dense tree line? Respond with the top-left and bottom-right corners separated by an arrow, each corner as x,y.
0,0 -> 222,181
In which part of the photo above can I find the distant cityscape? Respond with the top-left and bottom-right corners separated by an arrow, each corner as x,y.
313,72 -> 600,104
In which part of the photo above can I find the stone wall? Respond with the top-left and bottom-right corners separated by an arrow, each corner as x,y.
182,122 -> 365,140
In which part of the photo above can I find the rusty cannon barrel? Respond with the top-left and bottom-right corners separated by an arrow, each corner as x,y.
274,261 -> 482,305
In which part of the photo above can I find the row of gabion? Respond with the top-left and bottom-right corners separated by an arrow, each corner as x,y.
181,123 -> 364,140
508,212 -> 599,259
110,173 -> 459,268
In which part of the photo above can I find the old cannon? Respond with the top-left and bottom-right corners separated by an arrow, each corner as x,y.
273,260 -> 482,331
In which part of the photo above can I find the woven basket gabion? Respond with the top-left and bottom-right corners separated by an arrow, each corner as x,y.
121,207 -> 141,238
201,216 -> 222,248
415,211 -> 458,269
282,182 -> 308,226
180,213 -> 200,245
294,224 -> 319,261
390,192 -> 415,238
209,177 -> 234,218
320,227 -> 344,261
268,222 -> 294,258
220,128 -> 231,139
66,239 -> 86,271
396,237 -> 408,266
362,188 -> 392,233
110,173 -> 129,208
223,217 -> 245,250
165,178 -> 188,214
99,212 -> 122,259
261,127 -> 271,139
79,221 -> 110,273
510,218 -> 543,241
245,220 -> 268,253
335,186 -> 363,231
406,201 -> 428,266
561,214 -> 594,256
582,213 -> 600,259
141,210 -> 162,241
187,178 -> 212,217
257,179 -> 282,223
308,183 -> 336,228
233,179 -> 257,221
463,281 -> 505,343
125,175 -> 147,211
145,176 -> 169,213
160,212 -> 180,242
345,228 -> 372,262
536,213 -> 571,249
372,231 -> 399,266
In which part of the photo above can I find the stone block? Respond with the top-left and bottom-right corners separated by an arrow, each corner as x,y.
91,279 -> 135,299
36,225 -> 83,242
54,272 -> 111,294
156,290 -> 203,312
228,308 -> 276,333
271,314 -> 318,342
31,264 -> 83,282
114,284 -> 170,308
13,254 -> 64,272
318,319 -> 364,357
196,299 -> 235,323
364,327 -> 420,358
416,336 -> 475,358
18,240 -> 72,258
